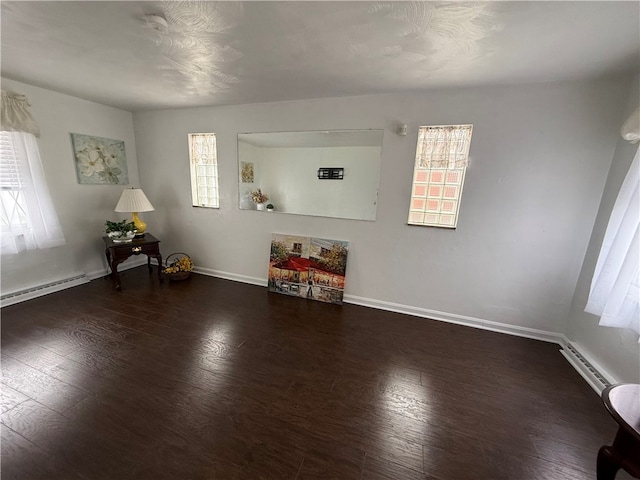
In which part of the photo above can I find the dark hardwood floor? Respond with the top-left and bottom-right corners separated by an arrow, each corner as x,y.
0,267 -> 625,479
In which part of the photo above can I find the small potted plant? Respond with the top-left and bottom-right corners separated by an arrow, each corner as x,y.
105,219 -> 136,243
250,189 -> 269,210
266,203 -> 274,212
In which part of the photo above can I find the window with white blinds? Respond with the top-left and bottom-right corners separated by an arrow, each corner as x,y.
188,133 -> 219,208
0,131 -> 65,254
407,125 -> 473,228
0,132 -> 29,229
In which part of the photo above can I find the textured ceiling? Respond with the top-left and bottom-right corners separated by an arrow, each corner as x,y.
1,1 -> 639,111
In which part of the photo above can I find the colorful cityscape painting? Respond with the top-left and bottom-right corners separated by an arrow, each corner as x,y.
268,233 -> 349,305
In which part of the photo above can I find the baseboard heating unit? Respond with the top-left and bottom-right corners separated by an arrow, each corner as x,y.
560,342 -> 614,394
1,274 -> 89,308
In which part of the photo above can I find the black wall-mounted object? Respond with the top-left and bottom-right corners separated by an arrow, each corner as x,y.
317,167 -> 344,180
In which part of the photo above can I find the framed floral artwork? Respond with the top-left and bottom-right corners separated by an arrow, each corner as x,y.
240,161 -> 254,183
70,133 -> 129,185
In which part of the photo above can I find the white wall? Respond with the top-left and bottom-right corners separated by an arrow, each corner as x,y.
133,77 -> 631,336
249,145 -> 380,220
566,75 -> 640,383
0,78 -> 140,293
2,75 -> 635,382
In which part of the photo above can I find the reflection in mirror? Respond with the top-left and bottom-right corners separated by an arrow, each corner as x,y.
238,130 -> 383,221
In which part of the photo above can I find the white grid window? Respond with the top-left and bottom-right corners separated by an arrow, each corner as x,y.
408,125 -> 472,228
188,133 -> 219,208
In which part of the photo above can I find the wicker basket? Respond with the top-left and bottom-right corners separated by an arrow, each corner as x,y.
163,252 -> 192,281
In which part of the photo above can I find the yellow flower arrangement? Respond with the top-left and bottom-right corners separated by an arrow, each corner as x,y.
163,256 -> 194,274
250,188 -> 268,204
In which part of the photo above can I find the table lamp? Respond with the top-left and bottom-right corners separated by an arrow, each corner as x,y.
115,188 -> 154,238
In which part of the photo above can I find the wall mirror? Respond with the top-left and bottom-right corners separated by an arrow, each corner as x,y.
238,129 -> 384,221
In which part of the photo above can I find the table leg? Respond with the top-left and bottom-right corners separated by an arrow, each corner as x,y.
156,254 -> 163,283
146,254 -> 164,282
104,248 -> 112,278
111,259 -> 125,291
597,446 -> 620,480
105,247 -> 123,290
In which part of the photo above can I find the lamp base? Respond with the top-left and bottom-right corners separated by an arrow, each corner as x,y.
131,212 -> 147,237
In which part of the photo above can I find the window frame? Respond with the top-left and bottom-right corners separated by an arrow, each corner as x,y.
188,132 -> 220,209
407,124 -> 473,229
0,130 -> 65,255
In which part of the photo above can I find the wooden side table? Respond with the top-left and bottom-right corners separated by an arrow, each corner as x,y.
103,233 -> 163,290
597,384 -> 640,480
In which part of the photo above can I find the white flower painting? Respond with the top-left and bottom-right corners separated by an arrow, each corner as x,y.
71,133 -> 129,185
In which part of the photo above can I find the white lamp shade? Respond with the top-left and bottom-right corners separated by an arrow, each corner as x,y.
115,188 -> 154,212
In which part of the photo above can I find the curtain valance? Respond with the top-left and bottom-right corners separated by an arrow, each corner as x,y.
415,125 -> 472,169
189,133 -> 217,164
1,90 -> 40,138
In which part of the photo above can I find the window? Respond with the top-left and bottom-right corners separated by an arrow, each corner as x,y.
188,133 -> 219,208
585,146 -> 639,334
407,125 -> 473,228
1,132 -> 29,233
0,131 -> 65,255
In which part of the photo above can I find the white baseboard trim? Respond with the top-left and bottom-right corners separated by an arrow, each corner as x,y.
1,274 -> 90,307
344,293 -> 567,345
193,266 -> 266,287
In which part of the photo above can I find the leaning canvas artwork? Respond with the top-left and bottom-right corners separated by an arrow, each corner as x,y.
70,133 -> 129,185
268,233 -> 349,305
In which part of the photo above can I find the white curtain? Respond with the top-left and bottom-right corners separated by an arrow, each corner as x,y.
1,91 -> 65,255
585,146 -> 639,334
